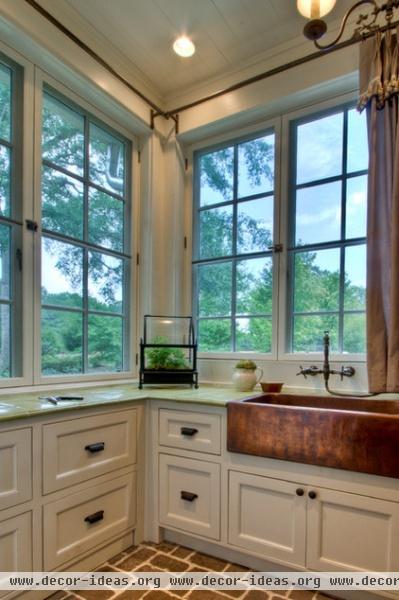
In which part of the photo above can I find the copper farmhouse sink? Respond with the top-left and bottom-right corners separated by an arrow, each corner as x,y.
227,393 -> 399,478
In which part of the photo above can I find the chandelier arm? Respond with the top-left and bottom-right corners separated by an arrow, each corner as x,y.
314,0 -> 378,49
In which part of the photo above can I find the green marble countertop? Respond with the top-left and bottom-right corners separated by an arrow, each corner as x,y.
0,383 -> 262,423
0,382 -> 397,424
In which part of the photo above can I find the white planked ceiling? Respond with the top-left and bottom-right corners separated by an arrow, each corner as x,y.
36,0 -> 356,103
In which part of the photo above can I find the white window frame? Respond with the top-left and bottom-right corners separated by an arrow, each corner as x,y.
187,117 -> 281,361
32,69 -> 140,385
0,40 -> 35,389
188,91 -> 366,364
279,91 -> 367,364
0,44 -> 141,390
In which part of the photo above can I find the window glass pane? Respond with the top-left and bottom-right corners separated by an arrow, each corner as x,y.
237,197 -> 273,253
41,309 -> 83,375
89,124 -> 125,196
295,181 -> 341,245
294,248 -> 340,312
199,206 -> 233,259
198,319 -> 231,352
0,145 -> 10,217
0,304 -> 10,377
199,147 -> 233,207
296,112 -> 343,184
42,94 -> 84,176
343,313 -> 366,353
344,244 -> 366,310
236,317 -> 272,352
88,251 -> 123,314
238,134 -> 274,198
88,188 -> 123,252
293,315 -> 339,352
198,262 -> 232,317
347,108 -> 368,173
41,238 -> 83,308
0,64 -> 11,141
346,175 -> 367,239
41,166 -> 84,239
41,90 -> 131,377
236,257 -> 272,315
0,226 -> 10,300
88,314 -> 122,372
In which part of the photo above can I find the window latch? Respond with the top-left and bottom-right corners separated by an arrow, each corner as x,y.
268,243 -> 283,253
25,219 -> 38,232
16,248 -> 22,271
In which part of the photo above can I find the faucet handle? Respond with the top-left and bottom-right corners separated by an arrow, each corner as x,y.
297,366 -> 307,379
340,366 -> 355,380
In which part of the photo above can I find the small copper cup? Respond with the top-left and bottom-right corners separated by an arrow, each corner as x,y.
260,382 -> 283,393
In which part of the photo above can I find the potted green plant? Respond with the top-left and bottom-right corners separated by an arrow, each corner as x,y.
145,336 -> 189,370
233,359 -> 263,392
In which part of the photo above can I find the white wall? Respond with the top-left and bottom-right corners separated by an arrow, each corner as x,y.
0,0 -> 370,392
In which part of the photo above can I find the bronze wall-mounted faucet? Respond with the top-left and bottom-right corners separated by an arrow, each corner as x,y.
297,331 -> 355,383
296,331 -> 377,397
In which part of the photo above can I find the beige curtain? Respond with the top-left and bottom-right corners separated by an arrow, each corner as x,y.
359,29 -> 399,392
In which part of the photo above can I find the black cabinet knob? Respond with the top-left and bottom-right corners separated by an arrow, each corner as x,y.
181,427 -> 198,437
308,490 -> 317,500
84,510 -> 104,524
180,491 -> 198,502
296,488 -> 305,496
85,442 -> 105,453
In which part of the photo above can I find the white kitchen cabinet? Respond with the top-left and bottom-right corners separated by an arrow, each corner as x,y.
159,453 -> 220,540
0,511 -> 32,572
228,468 -> 399,574
43,409 -> 137,493
0,510 -> 32,597
306,487 -> 399,572
228,470 -> 307,567
43,472 -> 136,570
0,428 -> 32,511
159,408 -> 221,455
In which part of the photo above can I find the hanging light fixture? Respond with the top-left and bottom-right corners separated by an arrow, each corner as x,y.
297,0 -> 337,19
298,0 -> 399,49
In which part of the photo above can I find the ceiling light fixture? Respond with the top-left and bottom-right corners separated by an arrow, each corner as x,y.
298,0 -> 399,49
173,36 -> 195,57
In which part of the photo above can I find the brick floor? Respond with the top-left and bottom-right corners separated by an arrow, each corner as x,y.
46,542 -> 331,600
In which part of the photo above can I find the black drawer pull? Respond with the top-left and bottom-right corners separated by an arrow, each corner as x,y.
85,442 -> 105,453
181,491 -> 198,502
180,427 -> 198,437
296,488 -> 305,496
84,510 -> 104,524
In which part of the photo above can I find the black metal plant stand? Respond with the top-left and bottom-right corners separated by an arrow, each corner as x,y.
139,315 -> 198,389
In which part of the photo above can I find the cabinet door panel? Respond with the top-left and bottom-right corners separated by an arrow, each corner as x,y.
159,409 -> 221,455
43,473 -> 136,570
228,470 -> 306,567
0,511 -> 32,597
43,410 -> 136,493
159,454 -> 220,540
307,487 -> 399,571
0,429 -> 31,511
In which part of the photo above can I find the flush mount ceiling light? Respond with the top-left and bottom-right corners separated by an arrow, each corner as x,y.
173,36 -> 195,57
298,0 -> 399,49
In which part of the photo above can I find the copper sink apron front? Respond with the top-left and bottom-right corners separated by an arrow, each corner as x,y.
227,394 -> 399,478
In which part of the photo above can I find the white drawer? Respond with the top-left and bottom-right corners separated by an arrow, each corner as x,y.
43,472 -> 136,570
0,428 -> 32,511
159,454 -> 220,540
159,409 -> 221,455
43,410 -> 137,493
0,512 -> 32,576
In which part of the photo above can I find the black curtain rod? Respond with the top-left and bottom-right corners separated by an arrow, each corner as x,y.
23,0 -> 399,123
23,0 -> 164,115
